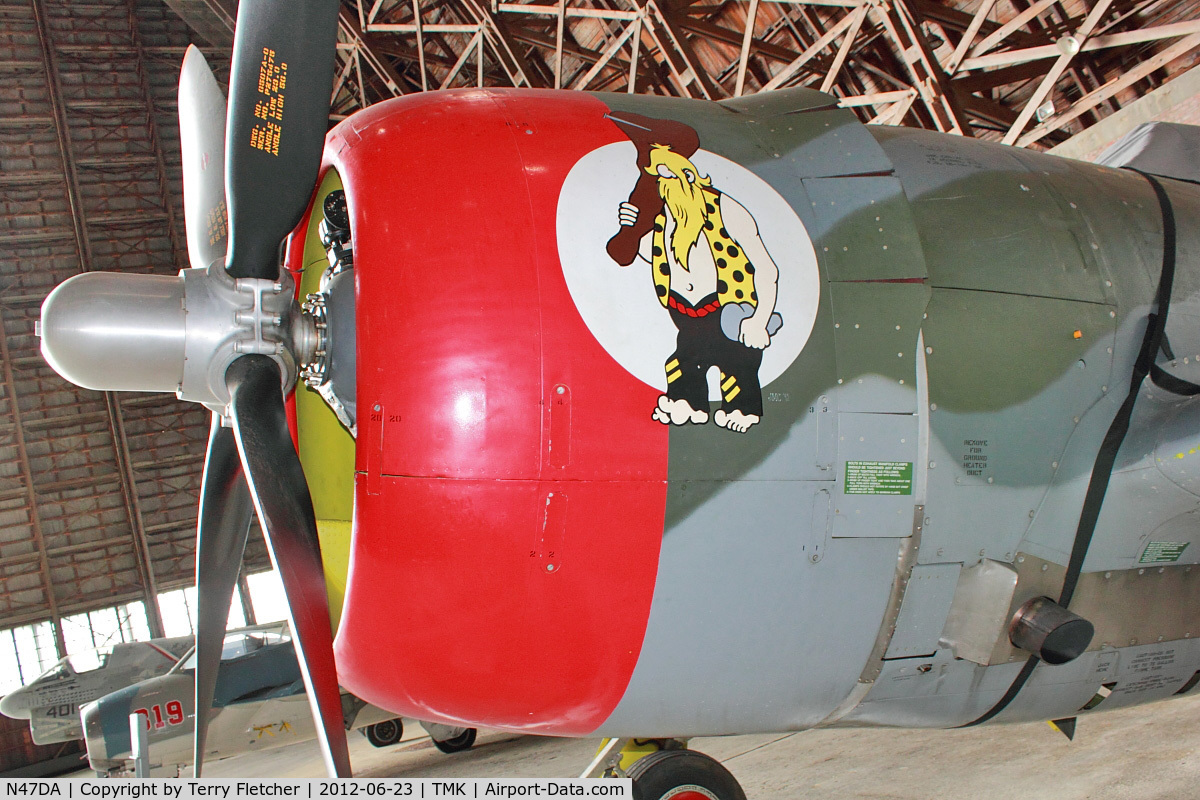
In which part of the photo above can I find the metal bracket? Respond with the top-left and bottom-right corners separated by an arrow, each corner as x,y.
579,738 -> 629,779
577,738 -> 689,779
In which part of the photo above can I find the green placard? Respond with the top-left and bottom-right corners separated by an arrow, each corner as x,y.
845,461 -> 913,495
1139,541 -> 1190,564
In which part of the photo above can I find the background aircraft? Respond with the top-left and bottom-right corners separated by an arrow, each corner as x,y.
32,0 -> 1200,796
81,623 -> 476,776
0,635 -> 192,745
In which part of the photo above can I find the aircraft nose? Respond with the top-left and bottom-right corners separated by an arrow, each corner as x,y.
39,271 -> 186,394
0,690 -> 31,719
82,684 -> 141,769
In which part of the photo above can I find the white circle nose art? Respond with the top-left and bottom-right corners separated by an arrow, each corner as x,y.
556,141 -> 820,398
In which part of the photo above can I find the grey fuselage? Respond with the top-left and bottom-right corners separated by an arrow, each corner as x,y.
585,89 -> 1200,736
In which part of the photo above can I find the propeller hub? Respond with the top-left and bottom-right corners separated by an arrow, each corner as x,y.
40,266 -> 300,416
39,271 -> 186,394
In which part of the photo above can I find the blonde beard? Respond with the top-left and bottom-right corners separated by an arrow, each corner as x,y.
659,177 -> 708,271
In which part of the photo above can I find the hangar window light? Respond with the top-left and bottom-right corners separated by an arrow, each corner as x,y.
0,576 -> 283,697
152,571 -> 289,635
0,621 -> 56,696
156,585 -> 249,637
60,603 -> 152,670
246,570 -> 287,624
0,605 -> 152,696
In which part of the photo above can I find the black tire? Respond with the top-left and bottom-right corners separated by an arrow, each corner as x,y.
627,750 -> 747,800
366,718 -> 404,748
433,727 -> 477,754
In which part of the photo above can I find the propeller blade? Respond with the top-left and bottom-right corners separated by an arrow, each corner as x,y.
192,413 -> 255,777
224,0 -> 340,279
179,45 -> 229,271
226,355 -> 351,778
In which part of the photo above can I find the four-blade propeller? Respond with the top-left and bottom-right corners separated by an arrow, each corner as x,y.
188,0 -> 343,778
188,0 -> 344,777
41,0 -> 348,779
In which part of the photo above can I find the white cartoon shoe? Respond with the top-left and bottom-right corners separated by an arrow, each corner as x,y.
652,395 -> 709,426
714,408 -> 760,433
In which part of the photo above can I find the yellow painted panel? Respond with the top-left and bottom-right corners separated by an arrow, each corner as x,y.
316,519 -> 352,625
294,169 -> 356,631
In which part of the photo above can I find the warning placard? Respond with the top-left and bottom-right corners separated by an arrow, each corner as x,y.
845,461 -> 913,495
1139,541 -> 1190,564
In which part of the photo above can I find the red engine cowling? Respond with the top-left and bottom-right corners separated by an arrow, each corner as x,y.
327,89 -> 670,735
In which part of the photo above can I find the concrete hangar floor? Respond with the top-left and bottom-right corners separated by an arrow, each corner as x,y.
181,694 -> 1200,799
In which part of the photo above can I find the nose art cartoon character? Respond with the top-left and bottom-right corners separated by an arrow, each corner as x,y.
606,113 -> 783,434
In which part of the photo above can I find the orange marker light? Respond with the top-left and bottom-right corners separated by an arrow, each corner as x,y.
1073,330 -> 1083,339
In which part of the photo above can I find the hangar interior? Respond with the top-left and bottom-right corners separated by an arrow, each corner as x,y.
1,0 -> 1199,775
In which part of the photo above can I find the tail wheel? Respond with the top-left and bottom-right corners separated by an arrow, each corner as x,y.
366,719 -> 404,748
433,727 -> 478,754
627,750 -> 746,800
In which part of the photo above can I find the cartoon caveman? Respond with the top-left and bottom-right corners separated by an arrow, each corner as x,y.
608,113 -> 782,434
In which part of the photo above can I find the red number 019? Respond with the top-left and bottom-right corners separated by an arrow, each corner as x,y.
132,701 -> 185,730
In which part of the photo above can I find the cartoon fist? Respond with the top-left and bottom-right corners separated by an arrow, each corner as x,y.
739,317 -> 771,350
618,202 -> 638,227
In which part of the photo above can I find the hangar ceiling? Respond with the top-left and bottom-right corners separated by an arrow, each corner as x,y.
318,0 -> 1200,145
0,0 -> 1197,658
